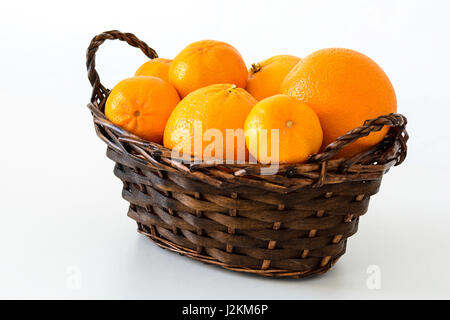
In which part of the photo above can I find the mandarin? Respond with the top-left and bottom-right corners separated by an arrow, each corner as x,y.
135,58 -> 172,83
169,40 -> 247,97
105,76 -> 180,143
244,94 -> 323,164
246,55 -> 301,100
163,84 -> 257,161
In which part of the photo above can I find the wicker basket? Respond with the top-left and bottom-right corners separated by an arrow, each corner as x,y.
86,30 -> 408,278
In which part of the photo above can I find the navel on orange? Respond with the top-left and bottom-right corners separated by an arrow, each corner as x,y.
169,40 -> 247,97
281,48 -> 396,157
244,94 -> 323,164
105,76 -> 180,143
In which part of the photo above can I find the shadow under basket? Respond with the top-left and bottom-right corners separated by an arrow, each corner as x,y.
86,30 -> 409,278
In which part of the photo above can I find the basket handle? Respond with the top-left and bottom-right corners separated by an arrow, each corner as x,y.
308,113 -> 408,166
86,30 -> 158,102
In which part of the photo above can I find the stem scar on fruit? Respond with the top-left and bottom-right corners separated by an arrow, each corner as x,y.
134,111 -> 141,117
228,84 -> 237,93
250,63 -> 262,73
286,120 -> 294,128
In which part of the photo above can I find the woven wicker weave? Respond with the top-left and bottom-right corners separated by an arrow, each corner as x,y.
86,30 -> 408,278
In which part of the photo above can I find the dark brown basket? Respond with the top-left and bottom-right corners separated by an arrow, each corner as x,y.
86,30 -> 408,278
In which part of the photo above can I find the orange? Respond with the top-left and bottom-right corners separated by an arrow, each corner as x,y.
164,84 -> 257,161
246,55 -> 301,100
169,40 -> 247,97
135,58 -> 172,83
244,94 -> 323,164
105,76 -> 180,143
281,48 -> 397,158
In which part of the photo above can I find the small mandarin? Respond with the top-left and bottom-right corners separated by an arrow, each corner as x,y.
244,94 -> 323,164
246,55 -> 301,100
105,76 -> 180,143
164,84 -> 257,161
135,58 -> 172,83
169,40 -> 247,97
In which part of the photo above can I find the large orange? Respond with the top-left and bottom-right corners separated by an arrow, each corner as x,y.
246,55 -> 301,100
281,48 -> 397,158
164,84 -> 257,161
135,58 -> 172,83
169,40 -> 247,97
105,76 -> 180,143
244,94 -> 323,164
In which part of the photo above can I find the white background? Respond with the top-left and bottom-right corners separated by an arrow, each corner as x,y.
1,0 -> 449,299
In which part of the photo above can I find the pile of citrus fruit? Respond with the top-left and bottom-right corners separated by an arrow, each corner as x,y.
105,40 -> 396,164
